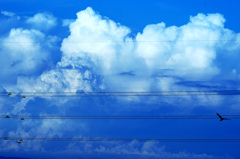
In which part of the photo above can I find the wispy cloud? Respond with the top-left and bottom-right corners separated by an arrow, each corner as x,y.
1,11 -> 15,17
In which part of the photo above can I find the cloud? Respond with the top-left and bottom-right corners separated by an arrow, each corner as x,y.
61,8 -> 239,77
2,141 -> 228,159
0,12 -> 22,33
26,12 -> 57,30
58,8 -> 240,97
1,7 -> 240,158
0,28 -> 58,87
60,7 -> 131,71
61,9 -> 240,80
9,67 -> 100,113
59,7 -> 149,92
2,7 -> 239,113
94,143 -> 211,159
135,13 -> 240,79
11,8 -> 240,105
55,142 -> 228,159
62,19 -> 74,27
1,11 -> 15,17
16,68 -> 94,92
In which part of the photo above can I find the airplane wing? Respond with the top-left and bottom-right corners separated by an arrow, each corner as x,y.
216,113 -> 222,118
223,118 -> 231,120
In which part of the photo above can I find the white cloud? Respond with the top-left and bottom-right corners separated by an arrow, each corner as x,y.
135,13 -> 239,79
9,68 -> 98,113
61,8 -> 239,78
59,7 -> 149,92
7,7 -> 237,108
26,12 -> 57,30
60,7 -> 131,71
17,69 -> 94,93
1,8 -> 240,158
61,9 -> 239,79
0,28 -> 58,87
1,11 -> 15,17
1,8 -> 240,116
59,8 -> 240,95
4,8 -> 240,110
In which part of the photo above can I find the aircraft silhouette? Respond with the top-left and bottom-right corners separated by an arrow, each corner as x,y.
16,139 -> 23,144
216,113 -> 230,121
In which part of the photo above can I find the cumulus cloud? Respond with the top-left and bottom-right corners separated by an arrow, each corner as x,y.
16,69 -> 94,92
135,13 -> 240,79
59,7 -> 148,92
60,7 -> 131,71
8,67 -> 100,113
59,8 -> 240,94
0,28 -> 58,87
1,7 -> 240,158
4,7 -> 240,112
11,7 -> 240,106
26,12 -> 57,30
64,10 -> 238,76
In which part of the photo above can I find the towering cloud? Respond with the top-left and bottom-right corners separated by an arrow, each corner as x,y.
60,7 -> 131,72
59,8 -> 240,92
1,7 -> 240,110
0,7 -> 240,158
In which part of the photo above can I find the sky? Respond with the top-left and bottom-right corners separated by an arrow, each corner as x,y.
0,0 -> 240,158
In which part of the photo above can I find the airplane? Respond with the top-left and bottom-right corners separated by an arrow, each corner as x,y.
216,113 -> 230,121
16,139 -> 23,144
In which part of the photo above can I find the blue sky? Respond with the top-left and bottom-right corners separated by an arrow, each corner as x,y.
0,0 -> 240,158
